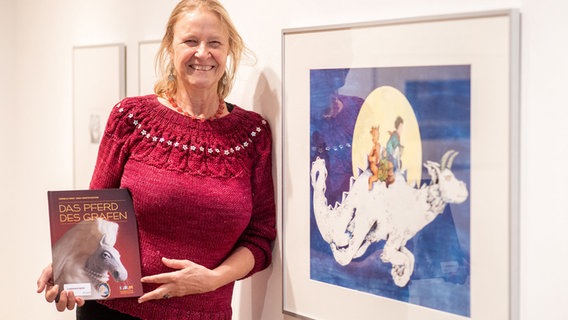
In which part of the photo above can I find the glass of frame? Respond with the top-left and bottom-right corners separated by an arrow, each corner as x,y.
282,10 -> 520,320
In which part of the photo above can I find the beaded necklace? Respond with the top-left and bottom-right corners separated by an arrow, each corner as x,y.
166,92 -> 225,122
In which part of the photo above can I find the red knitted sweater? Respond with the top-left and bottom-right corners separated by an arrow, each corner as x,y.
89,95 -> 276,320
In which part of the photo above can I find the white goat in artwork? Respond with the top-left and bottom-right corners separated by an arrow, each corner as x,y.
311,150 -> 468,287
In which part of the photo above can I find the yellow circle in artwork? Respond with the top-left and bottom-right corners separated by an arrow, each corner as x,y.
352,86 -> 422,187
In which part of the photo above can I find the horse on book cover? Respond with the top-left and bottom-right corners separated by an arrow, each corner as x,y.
52,218 -> 128,299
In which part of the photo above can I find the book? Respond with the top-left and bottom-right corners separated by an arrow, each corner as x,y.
47,188 -> 143,300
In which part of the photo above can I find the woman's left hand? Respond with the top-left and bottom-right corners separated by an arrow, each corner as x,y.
138,257 -> 219,303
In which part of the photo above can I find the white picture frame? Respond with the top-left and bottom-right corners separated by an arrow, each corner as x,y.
282,10 -> 520,320
73,44 -> 126,188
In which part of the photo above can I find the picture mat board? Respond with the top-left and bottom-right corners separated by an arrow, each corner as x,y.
73,44 -> 126,189
282,10 -> 519,320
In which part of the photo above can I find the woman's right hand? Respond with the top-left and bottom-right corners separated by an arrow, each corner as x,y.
36,263 -> 85,311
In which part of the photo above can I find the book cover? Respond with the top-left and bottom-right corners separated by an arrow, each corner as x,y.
47,188 -> 143,300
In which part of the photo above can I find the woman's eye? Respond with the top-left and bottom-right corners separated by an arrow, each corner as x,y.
185,39 -> 198,46
209,41 -> 221,48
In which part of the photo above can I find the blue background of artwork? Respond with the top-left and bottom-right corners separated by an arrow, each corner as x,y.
309,65 -> 471,317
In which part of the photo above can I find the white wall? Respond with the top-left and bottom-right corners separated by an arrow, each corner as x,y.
519,1 -> 568,319
0,0 -> 19,313
0,0 -> 16,193
3,0 -> 568,319
0,1 -> 16,179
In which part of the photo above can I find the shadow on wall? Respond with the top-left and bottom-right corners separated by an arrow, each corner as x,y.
234,67 -> 282,320
253,68 -> 280,128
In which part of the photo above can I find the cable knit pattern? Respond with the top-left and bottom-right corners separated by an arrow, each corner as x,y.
89,95 -> 276,320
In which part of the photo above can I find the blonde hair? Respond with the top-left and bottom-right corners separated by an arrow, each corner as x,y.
154,0 -> 246,99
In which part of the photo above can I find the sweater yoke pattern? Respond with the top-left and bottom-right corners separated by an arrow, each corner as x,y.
108,95 -> 271,178
120,106 -> 267,156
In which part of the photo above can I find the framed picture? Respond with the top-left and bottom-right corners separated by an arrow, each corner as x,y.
282,10 -> 520,320
73,44 -> 126,188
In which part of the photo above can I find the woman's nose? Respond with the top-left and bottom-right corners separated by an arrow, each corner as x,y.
195,42 -> 209,57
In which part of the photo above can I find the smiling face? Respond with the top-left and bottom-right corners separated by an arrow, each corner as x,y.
170,8 -> 229,95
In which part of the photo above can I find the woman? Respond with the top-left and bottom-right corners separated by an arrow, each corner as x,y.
36,0 -> 276,319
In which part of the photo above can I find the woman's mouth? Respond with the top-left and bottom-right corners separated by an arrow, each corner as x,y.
190,65 -> 215,71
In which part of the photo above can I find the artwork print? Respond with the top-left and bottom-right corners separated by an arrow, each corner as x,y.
309,65 -> 471,317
